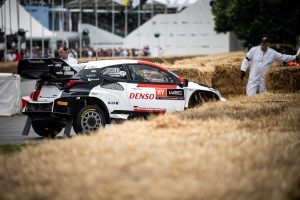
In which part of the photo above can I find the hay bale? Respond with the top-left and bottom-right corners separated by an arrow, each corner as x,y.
265,67 -> 300,93
0,62 -> 18,73
171,67 -> 214,86
211,63 -> 247,96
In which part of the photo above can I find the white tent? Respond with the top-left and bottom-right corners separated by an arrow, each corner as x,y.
81,24 -> 123,49
0,0 -> 54,39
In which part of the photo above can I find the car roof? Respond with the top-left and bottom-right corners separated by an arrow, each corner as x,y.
82,59 -> 169,72
83,59 -> 138,69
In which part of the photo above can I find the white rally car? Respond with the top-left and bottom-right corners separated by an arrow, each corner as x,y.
18,58 -> 225,137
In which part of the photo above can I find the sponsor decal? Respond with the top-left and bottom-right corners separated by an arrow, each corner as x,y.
129,93 -> 155,100
28,60 -> 45,64
63,66 -> 71,71
133,108 -> 166,113
120,71 -> 127,77
156,89 -> 184,100
64,71 -> 74,75
108,101 -> 119,105
85,74 -> 97,78
88,78 -> 100,81
55,63 -> 62,67
56,71 -> 63,75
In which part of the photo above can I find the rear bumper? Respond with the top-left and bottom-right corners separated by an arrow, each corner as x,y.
22,97 -> 74,124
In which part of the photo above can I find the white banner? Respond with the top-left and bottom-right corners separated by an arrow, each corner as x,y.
0,73 -> 21,116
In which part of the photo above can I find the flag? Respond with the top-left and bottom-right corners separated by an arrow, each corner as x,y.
112,0 -> 129,6
122,0 -> 129,6
132,0 -> 141,8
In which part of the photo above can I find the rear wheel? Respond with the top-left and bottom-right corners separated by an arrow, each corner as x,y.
32,121 -> 62,138
73,105 -> 106,134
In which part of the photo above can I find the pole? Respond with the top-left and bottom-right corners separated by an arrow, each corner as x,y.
79,0 -> 82,58
52,0 -> 55,57
29,1 -> 32,58
138,2 -> 141,49
112,0 -> 115,56
41,4 -> 45,58
17,0 -> 21,53
68,11 -> 72,31
95,0 -> 98,27
61,0 -> 64,32
16,0 -> 20,29
0,4 -> 3,31
8,0 -> 12,34
124,5 -> 128,49
3,2 -> 7,56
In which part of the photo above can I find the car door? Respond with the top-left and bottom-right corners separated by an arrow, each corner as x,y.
88,65 -> 132,116
126,64 -> 186,113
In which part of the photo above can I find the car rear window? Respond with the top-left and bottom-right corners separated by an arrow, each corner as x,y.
100,65 -> 128,80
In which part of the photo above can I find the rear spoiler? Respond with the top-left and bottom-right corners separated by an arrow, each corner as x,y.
18,58 -> 78,80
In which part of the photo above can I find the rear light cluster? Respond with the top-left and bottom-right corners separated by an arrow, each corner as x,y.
30,82 -> 42,101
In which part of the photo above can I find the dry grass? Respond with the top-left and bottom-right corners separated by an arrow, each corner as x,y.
0,92 -> 299,200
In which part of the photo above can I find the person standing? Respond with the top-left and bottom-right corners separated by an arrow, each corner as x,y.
58,46 -> 78,66
240,37 -> 300,96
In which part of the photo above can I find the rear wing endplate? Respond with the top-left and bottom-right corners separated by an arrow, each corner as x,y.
18,58 -> 78,80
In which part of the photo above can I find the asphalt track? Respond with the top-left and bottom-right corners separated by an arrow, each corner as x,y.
0,80 -> 75,144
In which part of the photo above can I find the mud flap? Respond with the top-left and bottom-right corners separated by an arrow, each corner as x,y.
63,118 -> 73,137
22,116 -> 32,136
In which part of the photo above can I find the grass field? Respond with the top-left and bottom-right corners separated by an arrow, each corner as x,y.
0,92 -> 299,200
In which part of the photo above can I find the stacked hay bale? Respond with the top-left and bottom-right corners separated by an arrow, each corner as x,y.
212,62 -> 246,96
166,52 -> 299,96
167,52 -> 247,96
265,66 -> 300,93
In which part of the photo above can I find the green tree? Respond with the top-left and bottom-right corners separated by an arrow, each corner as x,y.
211,0 -> 300,47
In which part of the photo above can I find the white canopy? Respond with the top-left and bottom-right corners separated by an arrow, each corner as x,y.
0,0 -> 79,40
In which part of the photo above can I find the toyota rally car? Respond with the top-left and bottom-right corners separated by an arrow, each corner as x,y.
18,58 -> 225,137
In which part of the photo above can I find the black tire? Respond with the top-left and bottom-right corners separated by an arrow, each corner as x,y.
73,105 -> 106,134
32,121 -> 62,138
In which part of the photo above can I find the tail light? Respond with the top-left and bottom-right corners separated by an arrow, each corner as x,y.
30,83 -> 42,101
63,80 -> 85,90
22,96 -> 31,110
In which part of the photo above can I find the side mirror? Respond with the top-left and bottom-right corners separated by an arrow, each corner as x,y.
179,79 -> 189,87
183,79 -> 189,87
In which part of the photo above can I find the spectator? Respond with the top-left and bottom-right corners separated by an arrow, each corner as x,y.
58,46 -> 78,66
240,37 -> 300,96
5,50 -> 16,62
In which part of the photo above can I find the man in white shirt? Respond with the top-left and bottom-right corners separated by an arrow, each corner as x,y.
240,37 -> 299,96
58,46 -> 78,66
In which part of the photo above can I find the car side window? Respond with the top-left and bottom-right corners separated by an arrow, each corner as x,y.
80,69 -> 101,81
100,65 -> 128,80
128,64 -> 174,83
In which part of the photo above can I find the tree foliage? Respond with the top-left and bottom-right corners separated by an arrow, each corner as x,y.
211,0 -> 300,47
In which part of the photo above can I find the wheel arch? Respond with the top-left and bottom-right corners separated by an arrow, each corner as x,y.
84,97 -> 111,124
187,90 -> 220,108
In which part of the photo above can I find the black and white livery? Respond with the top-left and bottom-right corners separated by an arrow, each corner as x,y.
18,58 -> 225,137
